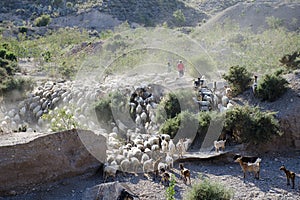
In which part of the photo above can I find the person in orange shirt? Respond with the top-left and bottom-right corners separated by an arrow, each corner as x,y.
177,60 -> 185,78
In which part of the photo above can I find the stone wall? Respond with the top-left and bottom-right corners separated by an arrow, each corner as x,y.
0,129 -> 105,196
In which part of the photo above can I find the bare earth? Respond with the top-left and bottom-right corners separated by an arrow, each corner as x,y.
3,151 -> 300,200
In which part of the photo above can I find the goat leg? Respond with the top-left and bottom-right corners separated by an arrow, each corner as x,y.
254,171 -> 260,179
287,177 -> 290,186
292,178 -> 295,189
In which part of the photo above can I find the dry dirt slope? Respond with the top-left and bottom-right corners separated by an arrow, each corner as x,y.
201,1 -> 300,32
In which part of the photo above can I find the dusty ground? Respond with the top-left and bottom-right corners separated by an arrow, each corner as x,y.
3,150 -> 300,200
1,1 -> 300,200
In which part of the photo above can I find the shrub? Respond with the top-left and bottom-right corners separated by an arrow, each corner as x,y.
34,14 -> 51,27
279,51 -> 300,70
266,16 -> 283,29
5,51 -> 17,61
94,91 -> 128,127
0,67 -> 8,80
156,90 -> 196,123
42,107 -> 79,132
0,48 -> 17,61
222,65 -> 252,96
256,70 -> 288,102
165,174 -> 176,200
42,50 -> 52,62
159,113 -> 180,138
18,26 -> 28,34
94,95 -> 113,126
0,49 -> 6,59
223,106 -> 281,144
159,111 -> 209,140
66,1 -> 73,8
0,77 -> 34,97
172,9 -> 186,26
185,178 -> 233,200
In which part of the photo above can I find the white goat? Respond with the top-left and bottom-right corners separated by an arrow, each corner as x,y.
158,162 -> 168,172
221,95 -> 229,107
141,153 -> 150,164
136,103 -> 143,114
141,111 -> 147,122
120,158 -> 130,172
214,140 -> 226,153
103,164 -> 119,182
176,139 -> 185,158
135,114 -> 142,126
130,157 -> 141,172
161,139 -> 169,153
168,139 -> 176,158
165,153 -> 174,169
143,159 -> 154,173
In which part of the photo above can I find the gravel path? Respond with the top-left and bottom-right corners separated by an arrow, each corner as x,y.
4,151 -> 300,200
123,151 -> 300,200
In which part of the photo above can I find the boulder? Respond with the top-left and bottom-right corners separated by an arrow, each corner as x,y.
83,182 -> 139,200
0,129 -> 106,196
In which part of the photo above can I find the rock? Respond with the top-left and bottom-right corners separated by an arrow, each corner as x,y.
83,182 -> 139,200
0,129 -> 104,196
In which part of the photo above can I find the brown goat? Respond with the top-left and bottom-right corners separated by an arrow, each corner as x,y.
235,157 -> 261,179
280,166 -> 296,189
179,163 -> 191,185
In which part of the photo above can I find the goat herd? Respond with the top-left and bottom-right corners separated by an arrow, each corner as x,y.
104,132 -> 297,193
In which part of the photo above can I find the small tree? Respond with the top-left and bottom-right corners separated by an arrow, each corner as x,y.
256,70 -> 288,102
222,65 -> 252,96
34,14 -> 51,27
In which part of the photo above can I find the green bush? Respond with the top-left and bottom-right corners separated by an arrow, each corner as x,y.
94,96 -> 113,126
18,26 -> 28,34
223,106 -> 281,144
0,77 -> 33,96
256,70 -> 288,102
222,65 -> 252,96
0,67 -> 8,79
165,174 -> 176,200
159,113 -> 180,138
279,51 -> 300,70
0,49 -> 6,59
94,91 -> 128,127
66,1 -> 73,8
34,14 -> 51,27
185,178 -> 233,200
266,16 -> 283,29
172,9 -> 186,26
42,107 -> 79,132
0,48 -> 17,61
156,90 -> 196,123
42,50 -> 52,62
5,51 -> 17,61
159,111 -> 209,140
